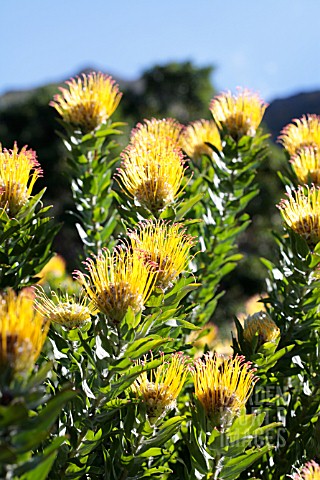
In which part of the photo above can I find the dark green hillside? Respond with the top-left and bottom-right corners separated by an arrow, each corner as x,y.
264,90 -> 320,141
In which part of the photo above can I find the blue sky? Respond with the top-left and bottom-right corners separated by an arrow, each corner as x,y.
1,0 -> 320,103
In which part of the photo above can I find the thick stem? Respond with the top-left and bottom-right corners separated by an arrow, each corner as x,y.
212,429 -> 226,479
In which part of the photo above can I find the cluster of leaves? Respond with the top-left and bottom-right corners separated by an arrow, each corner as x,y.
0,190 -> 60,289
233,233 -> 320,479
56,119 -> 125,257
184,133 -> 269,326
44,275 -> 198,479
0,363 -> 75,479
231,156 -> 320,477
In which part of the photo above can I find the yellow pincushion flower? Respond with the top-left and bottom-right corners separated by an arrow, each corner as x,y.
50,72 -> 122,133
117,142 -> 187,214
192,353 -> 258,430
278,114 -> 320,156
209,88 -> 268,140
243,311 -> 280,347
278,185 -> 320,247
292,461 -> 320,480
34,286 -> 93,329
130,118 -> 183,150
290,146 -> 320,184
0,288 -> 49,375
0,143 -> 42,216
74,247 -> 157,324
181,119 -> 222,160
129,220 -> 196,289
132,352 -> 189,424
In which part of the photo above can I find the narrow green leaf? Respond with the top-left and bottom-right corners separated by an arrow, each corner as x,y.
220,445 -> 271,479
175,193 -> 204,221
12,390 -> 76,452
0,403 -> 29,429
16,437 -> 66,479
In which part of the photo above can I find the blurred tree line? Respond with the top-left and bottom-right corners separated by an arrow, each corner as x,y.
0,61 -> 285,317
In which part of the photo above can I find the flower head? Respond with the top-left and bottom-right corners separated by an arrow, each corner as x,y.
278,185 -> 320,247
130,118 -> 183,150
74,247 -> 157,324
209,88 -> 268,140
278,114 -> 320,156
128,220 -> 196,289
192,353 -> 258,430
0,143 -> 42,216
243,311 -> 280,347
34,286 -> 93,329
292,460 -> 320,480
181,119 -> 222,160
0,289 -> 49,375
50,72 -> 122,133
117,141 -> 188,214
290,146 -> 320,185
132,352 -> 189,424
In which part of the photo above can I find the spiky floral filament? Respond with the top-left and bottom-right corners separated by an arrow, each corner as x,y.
74,247 -> 157,324
117,142 -> 188,214
192,353 -> 258,429
130,118 -> 184,150
50,71 -> 122,133
210,88 -> 268,140
243,311 -> 280,345
278,114 -> 320,156
292,460 -> 320,479
278,185 -> 320,247
132,352 -> 189,424
0,143 -> 42,216
290,146 -> 320,184
128,220 -> 196,289
34,286 -> 93,329
0,288 -> 49,374
181,119 -> 222,160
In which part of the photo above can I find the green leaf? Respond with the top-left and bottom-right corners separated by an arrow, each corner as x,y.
12,389 -> 76,452
256,344 -> 295,372
220,445 -> 271,479
139,466 -> 173,477
125,336 -> 170,359
15,436 -> 66,479
175,193 -> 204,221
24,362 -> 54,390
137,447 -> 167,458
137,416 -> 185,455
0,403 -> 29,429
0,445 -> 17,464
227,412 -> 265,442
77,429 -> 102,457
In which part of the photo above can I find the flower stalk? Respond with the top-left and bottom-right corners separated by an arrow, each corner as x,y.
51,71 -> 124,256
